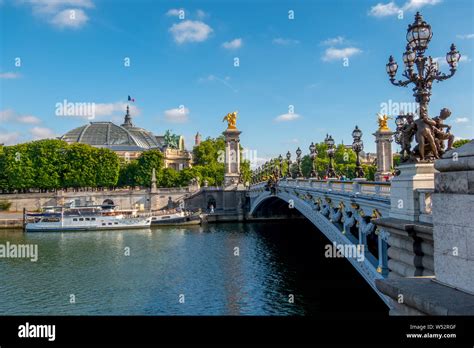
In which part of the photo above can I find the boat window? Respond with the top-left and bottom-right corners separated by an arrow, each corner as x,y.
108,223 -> 112,225
79,218 -> 84,221
102,223 -> 106,226
91,218 -> 96,221
85,218 -> 90,221
73,218 -> 77,221
162,216 -> 170,219
114,222 -> 118,225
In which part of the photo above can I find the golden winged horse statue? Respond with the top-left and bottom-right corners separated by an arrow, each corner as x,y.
223,111 -> 238,130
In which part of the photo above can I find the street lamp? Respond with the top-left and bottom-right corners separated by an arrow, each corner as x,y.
295,147 -> 303,177
309,142 -> 318,178
386,12 -> 461,119
286,151 -> 291,178
351,125 -> 365,179
278,154 -> 283,178
325,134 -> 336,178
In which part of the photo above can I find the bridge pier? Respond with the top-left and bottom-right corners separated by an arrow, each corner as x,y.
376,140 -> 474,315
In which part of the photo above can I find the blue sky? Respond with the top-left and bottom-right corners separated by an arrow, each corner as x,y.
1,0 -> 473,166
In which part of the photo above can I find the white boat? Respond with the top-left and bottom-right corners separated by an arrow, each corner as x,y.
25,205 -> 152,232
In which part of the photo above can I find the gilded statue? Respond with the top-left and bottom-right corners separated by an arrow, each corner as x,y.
223,111 -> 238,130
377,113 -> 392,131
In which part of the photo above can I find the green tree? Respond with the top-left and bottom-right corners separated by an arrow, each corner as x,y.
158,167 -> 180,187
118,161 -> 138,187
62,143 -> 98,188
3,144 -> 35,191
0,145 -> 8,191
95,148 -> 120,187
193,136 -> 225,166
453,139 -> 470,148
133,150 -> 165,187
27,139 -> 67,190
178,167 -> 202,186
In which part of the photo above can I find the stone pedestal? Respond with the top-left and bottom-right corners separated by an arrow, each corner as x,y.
389,163 -> 436,222
375,141 -> 474,315
432,140 -> 474,294
373,130 -> 394,181
223,128 -> 242,188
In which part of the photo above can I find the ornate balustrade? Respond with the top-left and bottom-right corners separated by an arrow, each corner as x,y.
417,188 -> 434,224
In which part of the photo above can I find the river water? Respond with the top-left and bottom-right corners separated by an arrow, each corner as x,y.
0,221 -> 386,316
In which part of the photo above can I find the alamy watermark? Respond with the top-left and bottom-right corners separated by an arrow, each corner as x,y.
55,99 -> 95,120
379,99 -> 418,116
217,148 -> 258,166
324,242 -> 365,262
0,242 -> 38,262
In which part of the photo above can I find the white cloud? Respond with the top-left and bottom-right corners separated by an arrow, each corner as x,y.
166,8 -> 182,17
50,8 -> 88,29
0,130 -> 21,145
272,38 -> 300,45
0,110 -> 15,122
30,127 -> 56,140
222,38 -> 242,50
322,47 -> 362,61
321,36 -> 346,46
0,109 -> 41,124
164,107 -> 190,123
18,115 -> 41,124
22,0 -> 94,14
402,0 -> 441,11
455,117 -> 470,124
433,55 -> 470,67
18,0 -> 93,29
0,72 -> 21,79
274,113 -> 301,122
457,34 -> 474,40
169,20 -> 213,44
368,2 -> 400,17
198,75 -> 237,92
93,102 -> 140,118
368,0 -> 441,17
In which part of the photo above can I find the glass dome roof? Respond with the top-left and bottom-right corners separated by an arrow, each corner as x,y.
61,106 -> 167,151
61,122 -> 160,150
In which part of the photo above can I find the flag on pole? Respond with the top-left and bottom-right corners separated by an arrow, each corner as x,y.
128,95 -> 135,102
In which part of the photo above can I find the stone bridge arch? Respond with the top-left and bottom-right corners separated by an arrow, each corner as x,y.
249,188 -> 390,306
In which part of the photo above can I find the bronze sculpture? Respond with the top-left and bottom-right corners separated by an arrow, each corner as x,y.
395,108 -> 454,162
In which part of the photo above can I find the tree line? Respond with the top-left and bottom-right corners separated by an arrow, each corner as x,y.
0,137 -> 251,192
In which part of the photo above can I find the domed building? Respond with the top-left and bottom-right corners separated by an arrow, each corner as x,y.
61,106 -> 192,170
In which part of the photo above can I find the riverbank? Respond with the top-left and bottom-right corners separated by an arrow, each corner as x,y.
0,212 -> 23,229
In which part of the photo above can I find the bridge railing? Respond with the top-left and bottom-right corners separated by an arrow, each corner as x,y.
271,178 -> 391,198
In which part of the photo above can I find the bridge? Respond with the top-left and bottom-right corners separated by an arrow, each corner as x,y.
248,177 -> 435,308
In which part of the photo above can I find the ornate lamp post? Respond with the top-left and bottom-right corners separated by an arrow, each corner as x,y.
325,134 -> 336,178
295,147 -> 303,177
286,151 -> 291,178
278,154 -> 283,178
386,12 -> 460,121
309,142 -> 318,178
351,125 -> 364,179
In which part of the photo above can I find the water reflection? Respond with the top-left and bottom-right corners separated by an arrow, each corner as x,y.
0,221 -> 387,316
